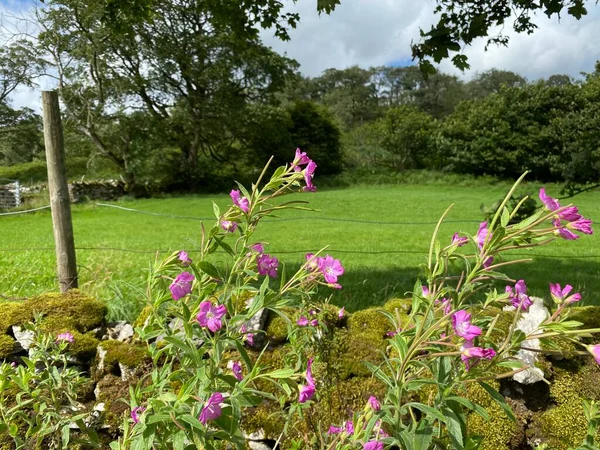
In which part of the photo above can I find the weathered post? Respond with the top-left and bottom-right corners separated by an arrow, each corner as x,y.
42,91 -> 78,292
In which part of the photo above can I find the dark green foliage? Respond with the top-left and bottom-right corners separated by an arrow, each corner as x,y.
288,101 -> 343,176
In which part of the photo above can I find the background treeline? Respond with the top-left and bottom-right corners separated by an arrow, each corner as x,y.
0,0 -> 599,194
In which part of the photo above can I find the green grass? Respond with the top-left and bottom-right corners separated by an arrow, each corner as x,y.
1,181 -> 598,321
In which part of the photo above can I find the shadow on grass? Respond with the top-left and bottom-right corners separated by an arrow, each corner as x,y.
300,256 -> 600,312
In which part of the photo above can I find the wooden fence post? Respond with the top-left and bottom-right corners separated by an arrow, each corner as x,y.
42,91 -> 78,292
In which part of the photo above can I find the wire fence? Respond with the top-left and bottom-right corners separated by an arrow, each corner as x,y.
1,201 -> 599,260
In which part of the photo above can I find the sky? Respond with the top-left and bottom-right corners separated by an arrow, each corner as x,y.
3,0 -> 600,110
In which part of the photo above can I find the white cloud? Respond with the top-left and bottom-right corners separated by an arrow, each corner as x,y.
3,0 -> 600,111
261,1 -> 600,80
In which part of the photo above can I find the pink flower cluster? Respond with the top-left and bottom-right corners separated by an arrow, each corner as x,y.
230,189 -> 250,214
506,279 -> 533,311
452,310 -> 496,370
56,332 -> 74,344
305,253 -> 345,288
549,283 -> 581,304
197,301 -> 227,332
540,188 -> 593,240
292,148 -> 317,192
327,396 -> 387,447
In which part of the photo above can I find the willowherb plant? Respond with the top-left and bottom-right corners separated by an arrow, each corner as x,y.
109,155 -> 598,450
111,150 -> 346,449
0,324 -> 99,449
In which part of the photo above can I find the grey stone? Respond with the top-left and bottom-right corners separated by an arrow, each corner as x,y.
105,321 -> 134,342
12,326 -> 34,350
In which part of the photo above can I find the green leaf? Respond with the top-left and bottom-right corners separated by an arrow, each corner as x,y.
263,368 -> 295,379
403,402 -> 447,423
478,381 -> 515,421
172,430 -> 186,450
146,413 -> 173,424
501,207 -> 510,227
446,396 -> 490,420
61,424 -> 70,447
212,202 -> 221,220
197,261 -> 220,279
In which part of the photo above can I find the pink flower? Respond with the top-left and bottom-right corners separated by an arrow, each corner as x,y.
587,345 -> 600,365
197,301 -> 227,332
482,256 -> 494,269
178,250 -> 192,266
131,406 -> 145,424
451,232 -> 468,247
422,286 -> 430,296
364,441 -> 383,450
303,160 -> 318,192
305,253 -> 319,271
338,307 -> 345,319
386,330 -> 398,337
56,332 -> 74,343
452,310 -> 482,341
310,319 -> 319,327
257,253 -> 279,278
298,358 -> 316,403
169,272 -> 195,300
567,218 -> 593,235
368,396 -> 381,411
230,189 -> 250,213
293,148 -> 310,168
506,280 -> 532,311
345,420 -> 354,434
539,188 -> 560,211
250,243 -> 264,254
461,342 -> 496,370
328,425 -> 343,434
558,206 -> 581,222
374,420 -> 389,438
299,384 -> 315,403
10,362 -> 16,368
553,218 -> 579,240
476,222 -> 490,249
318,255 -> 344,284
199,392 -> 223,425
221,220 -> 238,233
549,283 -> 581,304
436,297 -> 452,315
232,361 -> 243,381
297,316 -> 309,326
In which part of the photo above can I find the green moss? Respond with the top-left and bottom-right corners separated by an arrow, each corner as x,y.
101,340 -> 149,367
536,401 -> 589,449
0,301 -> 33,333
28,290 -> 107,332
264,314 -> 290,345
69,332 -> 100,361
94,374 -> 131,430
568,306 -> 600,329
383,298 -> 412,314
527,359 -> 600,449
347,307 -> 390,339
0,334 -> 16,358
468,401 -> 518,450
133,305 -> 153,329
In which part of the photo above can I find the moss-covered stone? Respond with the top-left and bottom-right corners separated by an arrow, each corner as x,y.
101,340 -> 149,367
69,331 -> 100,361
264,312 -> 290,345
383,297 -> 412,315
94,374 -> 132,431
0,301 -> 31,334
0,334 -> 17,358
347,307 -> 390,339
29,290 -> 107,332
569,306 -> 600,329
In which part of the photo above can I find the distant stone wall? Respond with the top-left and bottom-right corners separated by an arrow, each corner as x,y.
68,180 -> 126,203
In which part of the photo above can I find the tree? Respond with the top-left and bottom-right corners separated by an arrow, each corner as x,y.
0,39 -> 43,104
0,103 -> 43,166
37,0 -> 298,189
466,69 -> 527,98
371,105 -> 438,170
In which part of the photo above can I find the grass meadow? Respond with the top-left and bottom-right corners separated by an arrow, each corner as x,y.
1,180 -> 599,321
